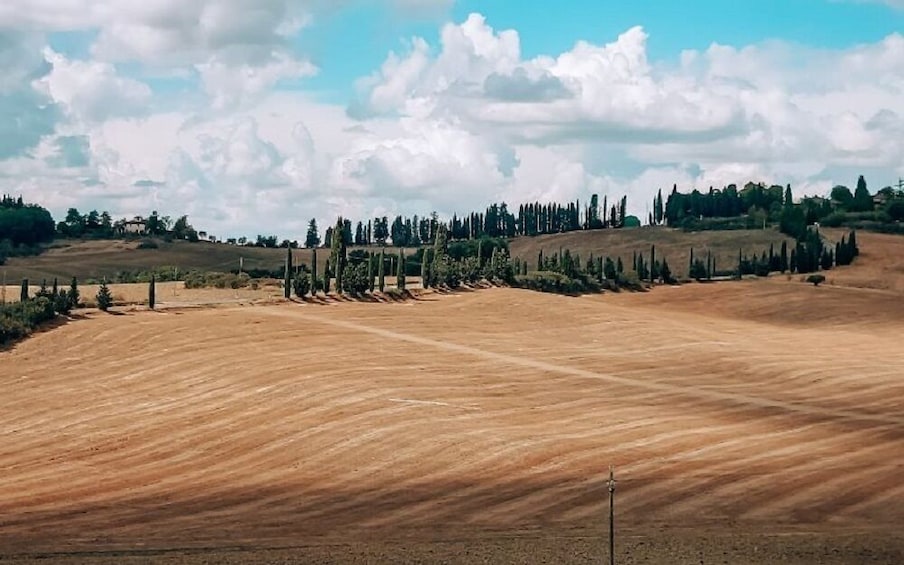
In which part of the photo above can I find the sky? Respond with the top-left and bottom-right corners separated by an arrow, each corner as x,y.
1,0 -> 902,239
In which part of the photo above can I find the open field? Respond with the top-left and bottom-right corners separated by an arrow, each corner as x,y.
2,271 -> 904,563
0,240 -> 418,283
509,226 -> 795,273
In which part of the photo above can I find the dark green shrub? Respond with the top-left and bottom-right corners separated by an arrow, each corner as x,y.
806,274 -> 826,286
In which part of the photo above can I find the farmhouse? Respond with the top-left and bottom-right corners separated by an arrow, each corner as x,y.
116,216 -> 147,235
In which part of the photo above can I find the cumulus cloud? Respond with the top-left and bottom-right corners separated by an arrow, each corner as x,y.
38,49 -> 153,122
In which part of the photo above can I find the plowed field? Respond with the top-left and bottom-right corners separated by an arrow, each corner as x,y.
2,278 -> 903,563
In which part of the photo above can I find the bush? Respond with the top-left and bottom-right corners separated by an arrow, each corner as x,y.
341,263 -> 370,296
136,239 -> 159,249
514,271 -> 595,295
184,271 -> 251,289
806,274 -> 826,287
292,272 -> 311,298
0,297 -> 57,345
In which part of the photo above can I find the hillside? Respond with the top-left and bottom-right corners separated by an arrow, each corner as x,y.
2,285 -> 903,563
0,239 -> 406,282
509,226 -> 795,275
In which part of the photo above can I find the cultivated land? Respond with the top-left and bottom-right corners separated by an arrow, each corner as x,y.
1,233 -> 904,564
1,240 -> 420,283
509,226 -> 795,273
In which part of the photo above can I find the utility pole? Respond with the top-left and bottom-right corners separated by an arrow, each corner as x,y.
608,465 -> 617,565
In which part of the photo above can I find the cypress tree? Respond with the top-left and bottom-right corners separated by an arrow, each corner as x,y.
478,239 -> 484,268
537,249 -> 542,271
378,249 -> 386,292
660,258 -> 672,283
311,249 -> 318,294
324,259 -> 331,293
650,245 -> 656,283
689,248 -> 694,278
421,249 -> 430,288
616,257 -> 624,274
96,279 -> 113,312
397,249 -> 406,290
20,279 -> 28,302
849,230 -> 858,256
67,277 -> 80,309
284,246 -> 293,299
52,278 -> 58,297
368,253 -> 375,293
780,241 -> 788,273
149,274 -> 156,310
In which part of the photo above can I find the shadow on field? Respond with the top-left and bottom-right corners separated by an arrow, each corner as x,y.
1,472 -> 903,565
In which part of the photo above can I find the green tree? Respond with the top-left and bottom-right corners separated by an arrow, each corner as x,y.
323,259 -> 331,293
305,218 -> 320,248
397,249 -> 406,290
284,246 -> 293,299
67,277 -> 80,309
830,185 -> 854,208
780,241 -> 788,273
660,258 -> 672,284
378,249 -> 386,292
20,279 -> 28,302
852,175 -> 873,212
293,271 -> 311,298
311,249 -> 319,293
96,280 -> 113,311
421,249 -> 431,288
149,274 -> 156,309
649,245 -> 656,283
367,253 -> 375,293
330,217 -> 347,293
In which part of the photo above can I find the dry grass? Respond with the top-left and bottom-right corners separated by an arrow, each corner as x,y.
2,272 -> 904,563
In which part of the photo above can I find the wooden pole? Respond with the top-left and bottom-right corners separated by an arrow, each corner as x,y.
608,465 -> 616,565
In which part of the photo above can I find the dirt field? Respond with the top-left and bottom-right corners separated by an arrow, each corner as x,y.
2,259 -> 904,563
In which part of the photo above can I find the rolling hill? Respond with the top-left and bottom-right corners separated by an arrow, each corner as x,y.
508,226 -> 796,276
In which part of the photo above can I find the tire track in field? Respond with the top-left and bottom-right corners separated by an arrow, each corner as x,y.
260,307 -> 904,428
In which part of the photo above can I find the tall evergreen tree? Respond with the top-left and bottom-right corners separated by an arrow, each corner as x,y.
330,217 -> 347,293
284,246 -> 293,299
52,278 -> 58,297
650,245 -> 656,283
311,249 -> 318,293
397,249 -> 406,290
67,277 -> 80,309
379,249 -> 386,292
367,253 -> 375,293
421,249 -> 431,288
305,218 -> 320,248
149,275 -> 156,309
323,259 -> 331,293
96,279 -> 113,311
780,241 -> 788,273
20,279 -> 28,302
852,176 -> 873,212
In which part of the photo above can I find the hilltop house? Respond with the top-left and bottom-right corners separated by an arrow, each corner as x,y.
115,216 -> 147,235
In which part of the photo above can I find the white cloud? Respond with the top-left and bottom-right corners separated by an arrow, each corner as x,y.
37,49 -> 153,123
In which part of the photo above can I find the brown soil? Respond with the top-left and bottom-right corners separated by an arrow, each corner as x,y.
2,271 -> 904,563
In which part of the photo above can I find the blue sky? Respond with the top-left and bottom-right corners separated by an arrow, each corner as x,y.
2,0 -> 902,237
285,0 -> 904,101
